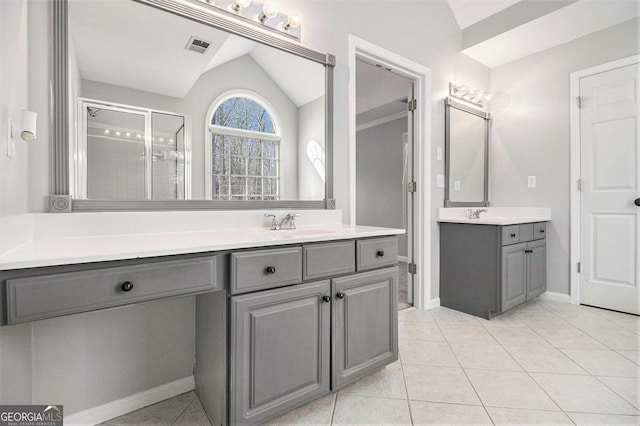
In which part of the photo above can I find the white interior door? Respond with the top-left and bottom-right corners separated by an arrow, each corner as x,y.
580,62 -> 639,315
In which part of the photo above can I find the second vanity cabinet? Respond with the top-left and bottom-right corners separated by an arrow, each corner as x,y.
224,237 -> 398,425
440,221 -> 547,319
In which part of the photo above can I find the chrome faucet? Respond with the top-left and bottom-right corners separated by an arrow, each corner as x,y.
265,213 -> 301,230
468,208 -> 487,219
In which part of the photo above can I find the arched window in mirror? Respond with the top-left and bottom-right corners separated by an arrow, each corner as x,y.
208,93 -> 281,200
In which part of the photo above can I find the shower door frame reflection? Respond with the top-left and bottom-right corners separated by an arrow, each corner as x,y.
76,99 -> 191,200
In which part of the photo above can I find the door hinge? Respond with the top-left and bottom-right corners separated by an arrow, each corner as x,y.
407,99 -> 417,112
407,181 -> 417,193
577,179 -> 582,191
576,96 -> 583,108
577,262 -> 581,273
408,262 -> 417,274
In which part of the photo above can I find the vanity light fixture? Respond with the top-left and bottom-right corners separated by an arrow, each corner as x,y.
256,1 -> 278,23
197,0 -> 301,39
11,110 -> 38,142
229,0 -> 251,13
449,82 -> 491,107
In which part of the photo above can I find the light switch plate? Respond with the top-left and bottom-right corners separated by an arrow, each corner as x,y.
436,147 -> 443,161
436,174 -> 445,188
7,119 -> 15,159
454,181 -> 461,191
527,176 -> 536,188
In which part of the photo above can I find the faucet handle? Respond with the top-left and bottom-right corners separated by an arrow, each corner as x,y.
265,213 -> 278,230
286,212 -> 300,229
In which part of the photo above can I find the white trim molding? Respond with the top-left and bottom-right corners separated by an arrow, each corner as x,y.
347,35 -> 432,311
64,376 -> 195,426
569,54 -> 640,306
540,291 -> 572,304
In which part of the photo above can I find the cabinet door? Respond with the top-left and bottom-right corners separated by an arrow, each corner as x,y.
501,243 -> 527,312
332,267 -> 398,389
527,239 -> 547,300
230,281 -> 331,424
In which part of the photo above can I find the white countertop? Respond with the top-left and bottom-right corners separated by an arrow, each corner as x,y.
437,207 -> 551,225
0,224 -> 405,270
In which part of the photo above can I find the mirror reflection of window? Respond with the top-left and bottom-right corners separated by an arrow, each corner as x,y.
209,95 -> 281,201
306,139 -> 325,183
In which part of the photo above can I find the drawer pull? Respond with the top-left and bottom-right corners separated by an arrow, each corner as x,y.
336,292 -> 345,299
120,281 -> 134,292
525,249 -> 533,253
510,233 -> 516,238
322,295 -> 332,303
376,250 -> 385,257
539,229 -> 545,233
265,266 -> 276,275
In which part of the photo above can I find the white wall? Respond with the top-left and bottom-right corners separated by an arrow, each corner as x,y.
490,18 -> 640,295
297,95 -> 325,200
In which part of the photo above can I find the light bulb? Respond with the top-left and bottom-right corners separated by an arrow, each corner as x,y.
282,12 -> 300,31
115,131 -> 121,137
258,1 -> 278,22
230,0 -> 251,12
104,129 -> 110,135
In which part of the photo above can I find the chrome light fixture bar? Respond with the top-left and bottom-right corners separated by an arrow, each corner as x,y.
198,0 -> 301,39
449,82 -> 491,107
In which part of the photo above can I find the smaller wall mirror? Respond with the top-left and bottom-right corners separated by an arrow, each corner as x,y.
444,97 -> 491,207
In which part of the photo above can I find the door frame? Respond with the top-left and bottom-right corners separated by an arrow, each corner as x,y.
348,35 -> 432,310
569,54 -> 640,305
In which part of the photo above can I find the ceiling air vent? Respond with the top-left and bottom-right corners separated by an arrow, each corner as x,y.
185,36 -> 212,54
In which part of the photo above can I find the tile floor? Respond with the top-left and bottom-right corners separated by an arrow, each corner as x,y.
103,299 -> 639,425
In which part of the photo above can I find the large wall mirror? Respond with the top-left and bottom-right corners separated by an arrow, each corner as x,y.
51,0 -> 335,211
444,97 -> 490,207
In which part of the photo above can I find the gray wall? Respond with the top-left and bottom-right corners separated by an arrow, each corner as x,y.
490,17 -> 639,296
356,117 -> 408,257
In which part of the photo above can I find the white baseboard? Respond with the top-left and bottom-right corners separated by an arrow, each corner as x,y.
398,256 -> 408,263
427,298 -> 441,310
540,291 -> 571,304
64,376 -> 195,426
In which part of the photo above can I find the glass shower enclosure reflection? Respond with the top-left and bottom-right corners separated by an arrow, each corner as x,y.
76,100 -> 190,200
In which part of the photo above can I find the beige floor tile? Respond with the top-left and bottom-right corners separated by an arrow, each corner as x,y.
399,308 -> 435,323
530,373 -> 638,414
562,349 -> 639,377
486,407 -> 573,424
465,369 -> 558,411
513,311 -> 569,329
430,307 -> 482,325
504,345 -> 586,374
513,299 -> 547,312
332,394 -> 411,425
487,326 -> 551,348
589,309 -> 640,332
104,392 -> 197,425
173,398 -> 211,426
410,401 -> 492,425
564,313 -> 620,330
449,341 -> 522,371
402,364 -> 481,405
567,412 -> 640,425
266,393 -> 335,425
597,376 -> 640,409
340,361 -> 407,399
398,321 -> 445,341
439,323 -> 496,344
618,350 -> 640,365
581,327 -> 640,351
476,312 -> 528,328
533,326 -> 608,349
399,339 -> 459,367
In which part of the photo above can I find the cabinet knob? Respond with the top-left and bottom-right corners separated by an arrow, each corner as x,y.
635,198 -> 640,207
539,229 -> 545,233
376,250 -> 385,257
322,295 -> 332,303
265,266 -> 276,275
336,292 -> 345,299
525,249 -> 533,253
120,281 -> 134,292
510,233 -> 516,238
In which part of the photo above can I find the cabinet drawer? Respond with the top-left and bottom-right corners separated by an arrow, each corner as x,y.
303,241 -> 355,281
501,225 -> 520,245
6,256 -> 217,325
533,222 -> 547,240
356,238 -> 398,271
231,247 -> 302,294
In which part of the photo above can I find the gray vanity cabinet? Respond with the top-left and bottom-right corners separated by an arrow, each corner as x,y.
332,267 -> 398,389
229,280 -> 331,425
440,222 -> 547,319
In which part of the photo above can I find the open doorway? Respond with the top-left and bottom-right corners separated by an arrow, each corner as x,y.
355,58 -> 415,310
